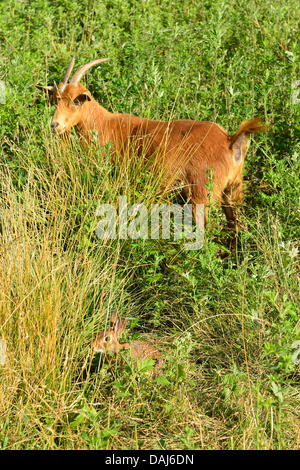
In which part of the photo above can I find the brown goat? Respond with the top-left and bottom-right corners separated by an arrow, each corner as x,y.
37,56 -> 265,251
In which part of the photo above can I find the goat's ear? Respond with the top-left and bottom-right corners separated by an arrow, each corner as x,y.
73,91 -> 91,105
36,85 -> 53,93
36,85 -> 57,104
232,133 -> 248,164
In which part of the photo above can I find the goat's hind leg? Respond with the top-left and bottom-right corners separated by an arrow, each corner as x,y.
221,181 -> 243,254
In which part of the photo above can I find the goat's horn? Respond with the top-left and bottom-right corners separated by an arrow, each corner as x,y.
60,55 -> 75,92
70,58 -> 109,86
62,55 -> 75,83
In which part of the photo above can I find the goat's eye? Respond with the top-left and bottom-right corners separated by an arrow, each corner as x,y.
73,98 -> 81,106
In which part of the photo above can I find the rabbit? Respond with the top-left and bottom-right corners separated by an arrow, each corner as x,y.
91,312 -> 163,376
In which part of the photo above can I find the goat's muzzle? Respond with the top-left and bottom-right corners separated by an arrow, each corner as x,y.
51,121 -> 64,134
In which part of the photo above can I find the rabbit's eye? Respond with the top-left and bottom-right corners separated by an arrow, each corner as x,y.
104,336 -> 110,342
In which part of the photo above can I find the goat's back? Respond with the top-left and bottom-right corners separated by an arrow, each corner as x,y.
113,115 -> 244,203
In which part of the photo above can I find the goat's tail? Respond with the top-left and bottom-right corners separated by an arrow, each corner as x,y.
229,117 -> 266,148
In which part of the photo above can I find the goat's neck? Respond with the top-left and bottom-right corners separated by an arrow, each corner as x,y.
76,100 -> 145,149
76,100 -> 115,146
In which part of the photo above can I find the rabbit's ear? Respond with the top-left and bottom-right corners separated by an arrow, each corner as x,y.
113,318 -> 127,337
110,310 -> 118,325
